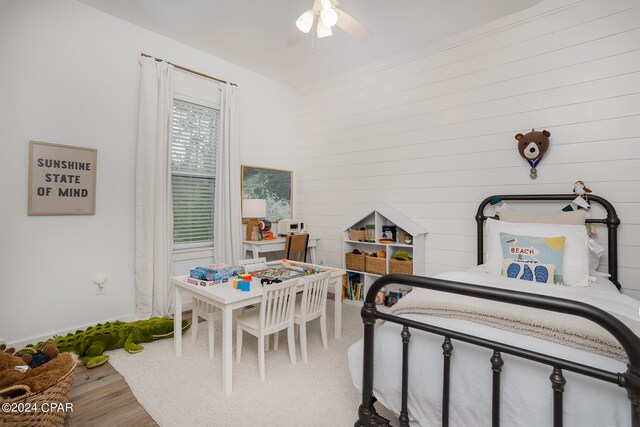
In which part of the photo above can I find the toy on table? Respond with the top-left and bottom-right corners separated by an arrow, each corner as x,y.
251,265 -> 306,283
259,220 -> 276,240
188,264 -> 245,287
232,274 -> 253,291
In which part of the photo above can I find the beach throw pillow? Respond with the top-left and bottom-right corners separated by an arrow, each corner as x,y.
500,232 -> 566,284
485,219 -> 590,286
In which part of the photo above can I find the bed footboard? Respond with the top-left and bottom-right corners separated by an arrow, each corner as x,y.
355,274 -> 640,427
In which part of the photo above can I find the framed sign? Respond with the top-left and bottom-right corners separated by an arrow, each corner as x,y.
28,141 -> 97,215
241,165 -> 292,223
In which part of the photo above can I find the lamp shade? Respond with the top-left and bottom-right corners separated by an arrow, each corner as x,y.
242,199 -> 267,218
320,5 -> 338,27
296,9 -> 314,33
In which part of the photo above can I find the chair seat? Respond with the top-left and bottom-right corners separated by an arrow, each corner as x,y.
235,309 -> 260,332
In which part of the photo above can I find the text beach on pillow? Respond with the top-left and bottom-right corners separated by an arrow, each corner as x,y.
500,232 -> 565,284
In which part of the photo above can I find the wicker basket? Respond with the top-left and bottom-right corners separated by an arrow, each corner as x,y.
345,252 -> 366,271
366,256 -> 387,275
389,258 -> 413,275
0,355 -> 77,427
348,229 -> 367,241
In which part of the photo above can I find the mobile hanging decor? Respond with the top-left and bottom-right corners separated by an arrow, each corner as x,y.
515,129 -> 550,179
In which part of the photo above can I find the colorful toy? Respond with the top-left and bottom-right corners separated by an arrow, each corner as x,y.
0,350 -> 78,398
573,180 -> 592,199
1,343 -> 16,355
392,251 -> 412,261
239,280 -> 251,292
17,317 -> 190,368
562,180 -> 593,212
515,129 -> 550,179
19,341 -> 60,368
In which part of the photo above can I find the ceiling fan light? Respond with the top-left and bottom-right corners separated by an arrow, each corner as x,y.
295,10 -> 314,33
317,20 -> 332,38
320,7 -> 338,28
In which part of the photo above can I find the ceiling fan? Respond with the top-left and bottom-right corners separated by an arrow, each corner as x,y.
286,0 -> 373,46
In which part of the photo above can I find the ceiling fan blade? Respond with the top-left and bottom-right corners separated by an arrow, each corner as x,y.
285,27 -> 304,47
336,9 -> 373,41
317,20 -> 332,38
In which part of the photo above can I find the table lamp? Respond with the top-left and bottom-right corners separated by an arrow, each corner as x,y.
243,199 -> 267,241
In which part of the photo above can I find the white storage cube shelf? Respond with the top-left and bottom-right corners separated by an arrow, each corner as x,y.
342,206 -> 427,308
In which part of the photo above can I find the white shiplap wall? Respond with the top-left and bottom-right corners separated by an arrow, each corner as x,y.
294,0 -> 640,298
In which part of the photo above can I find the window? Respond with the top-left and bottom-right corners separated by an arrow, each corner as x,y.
171,98 -> 220,248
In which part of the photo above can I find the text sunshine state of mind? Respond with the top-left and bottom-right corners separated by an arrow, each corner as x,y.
37,158 -> 92,171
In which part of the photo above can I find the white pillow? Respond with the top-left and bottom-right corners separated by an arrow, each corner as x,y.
499,206 -> 587,225
588,238 -> 606,274
484,219 -> 590,286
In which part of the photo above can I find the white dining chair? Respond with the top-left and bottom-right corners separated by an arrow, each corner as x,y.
191,298 -> 218,358
292,272 -> 331,363
235,278 -> 299,380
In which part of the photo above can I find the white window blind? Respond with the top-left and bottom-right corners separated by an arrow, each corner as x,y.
171,98 -> 220,247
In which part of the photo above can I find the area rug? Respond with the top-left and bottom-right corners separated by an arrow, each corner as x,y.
108,302 -> 380,427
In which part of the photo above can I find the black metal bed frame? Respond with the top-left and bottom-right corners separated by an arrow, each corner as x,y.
356,194 -> 640,427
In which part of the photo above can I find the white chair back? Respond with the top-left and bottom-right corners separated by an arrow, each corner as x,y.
239,257 -> 268,273
194,298 -> 218,314
238,257 -> 267,266
300,272 -> 331,320
260,278 -> 299,335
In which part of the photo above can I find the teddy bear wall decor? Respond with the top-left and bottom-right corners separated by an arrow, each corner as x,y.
515,129 -> 550,179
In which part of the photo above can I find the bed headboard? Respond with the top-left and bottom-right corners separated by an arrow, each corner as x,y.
476,194 -> 621,290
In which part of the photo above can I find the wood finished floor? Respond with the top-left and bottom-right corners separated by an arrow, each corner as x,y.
66,360 -> 157,426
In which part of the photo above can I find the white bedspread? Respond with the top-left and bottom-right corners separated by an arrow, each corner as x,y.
348,267 -> 640,427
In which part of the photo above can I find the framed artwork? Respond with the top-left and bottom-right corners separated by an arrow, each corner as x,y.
241,165 -> 292,223
28,141 -> 97,215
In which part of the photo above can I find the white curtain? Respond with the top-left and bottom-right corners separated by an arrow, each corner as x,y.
135,57 -> 175,318
213,83 -> 242,264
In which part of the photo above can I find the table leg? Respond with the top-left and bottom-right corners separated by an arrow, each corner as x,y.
310,246 -> 317,264
174,286 -> 182,357
222,306 -> 233,395
252,247 -> 259,260
333,278 -> 341,339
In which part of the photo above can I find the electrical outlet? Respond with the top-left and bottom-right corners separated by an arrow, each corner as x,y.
93,273 -> 107,296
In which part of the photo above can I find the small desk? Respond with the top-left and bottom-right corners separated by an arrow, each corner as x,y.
172,260 -> 344,395
243,236 -> 319,264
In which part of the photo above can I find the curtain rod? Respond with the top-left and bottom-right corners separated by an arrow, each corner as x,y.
140,53 -> 238,87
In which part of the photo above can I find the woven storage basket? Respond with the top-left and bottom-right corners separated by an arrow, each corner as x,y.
345,252 -> 366,271
348,229 -> 367,241
389,258 -> 413,275
0,355 -> 77,427
366,256 -> 387,275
